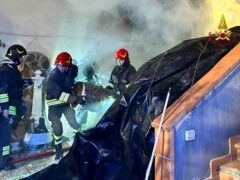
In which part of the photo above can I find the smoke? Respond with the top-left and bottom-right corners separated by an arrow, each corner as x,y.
75,97 -> 115,132
75,0 -> 212,84
0,0 -> 227,83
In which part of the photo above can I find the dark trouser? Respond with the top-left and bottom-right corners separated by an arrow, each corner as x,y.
0,115 -> 11,168
9,100 -> 26,130
48,104 -> 79,145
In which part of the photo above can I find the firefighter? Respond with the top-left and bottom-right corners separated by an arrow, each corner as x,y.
77,60 -> 99,85
106,48 -> 136,95
46,52 -> 85,161
0,44 -> 27,170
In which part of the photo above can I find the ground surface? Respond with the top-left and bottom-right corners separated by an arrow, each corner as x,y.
0,140 -> 72,180
0,153 -> 58,180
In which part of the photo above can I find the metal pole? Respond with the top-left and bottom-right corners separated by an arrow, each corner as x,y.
145,88 -> 171,180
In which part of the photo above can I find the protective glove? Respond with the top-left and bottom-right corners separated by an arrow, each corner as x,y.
76,96 -> 86,105
2,109 -> 9,119
67,95 -> 86,108
23,79 -> 33,89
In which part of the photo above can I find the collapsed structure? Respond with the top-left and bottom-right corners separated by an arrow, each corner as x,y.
21,25 -> 240,179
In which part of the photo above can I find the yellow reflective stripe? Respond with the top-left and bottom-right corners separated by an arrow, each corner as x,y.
7,50 -> 12,57
16,48 -> 25,55
107,83 -> 114,88
9,106 -> 16,111
53,134 -> 62,141
53,134 -> 62,145
9,106 -> 16,115
47,92 -> 70,106
0,94 -> 8,98
47,99 -> 60,103
47,101 -> 63,106
3,146 -> 10,151
0,97 -> 9,103
72,128 -> 79,133
59,92 -> 70,103
46,99 -> 64,106
2,150 -> 10,156
0,94 -> 9,103
2,146 -> 10,156
54,140 -> 62,145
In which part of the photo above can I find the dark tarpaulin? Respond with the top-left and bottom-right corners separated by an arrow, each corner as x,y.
24,27 -> 240,180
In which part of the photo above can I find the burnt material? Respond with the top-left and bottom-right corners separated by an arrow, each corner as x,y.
25,26 -> 240,180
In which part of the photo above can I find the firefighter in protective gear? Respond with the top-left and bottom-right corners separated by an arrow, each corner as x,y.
79,61 -> 99,85
106,48 -> 136,95
46,52 -> 84,161
0,44 -> 27,170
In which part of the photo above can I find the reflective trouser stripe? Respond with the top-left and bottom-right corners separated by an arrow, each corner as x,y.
46,99 -> 64,106
107,83 -> 114,88
59,92 -> 70,103
72,128 -> 79,134
47,92 -> 70,107
2,145 -> 10,156
0,94 -> 9,103
53,134 -> 62,145
9,106 -> 16,116
0,106 -> 16,116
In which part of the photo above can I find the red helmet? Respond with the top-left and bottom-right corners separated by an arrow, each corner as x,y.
115,48 -> 129,61
55,52 -> 72,67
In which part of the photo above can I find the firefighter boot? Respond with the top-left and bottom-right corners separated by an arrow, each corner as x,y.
0,156 -> 15,171
55,143 -> 64,160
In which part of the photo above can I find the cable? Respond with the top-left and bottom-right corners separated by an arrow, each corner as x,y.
0,32 -> 172,44
0,32 -> 78,38
144,39 -> 210,180
163,38 -> 210,121
181,38 -> 210,109
146,52 -> 167,124
0,31 -> 165,44
190,39 -> 210,87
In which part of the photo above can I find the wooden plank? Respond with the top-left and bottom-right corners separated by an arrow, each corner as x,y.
169,129 -> 174,180
220,160 -> 240,179
209,154 -> 232,179
229,135 -> 240,160
219,171 -> 234,180
154,128 -> 171,180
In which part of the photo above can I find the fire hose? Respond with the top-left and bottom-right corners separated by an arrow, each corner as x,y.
9,147 -> 71,164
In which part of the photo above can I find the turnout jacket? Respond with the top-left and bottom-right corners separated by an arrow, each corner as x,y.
0,59 -> 24,115
46,65 -> 78,107
108,63 -> 136,94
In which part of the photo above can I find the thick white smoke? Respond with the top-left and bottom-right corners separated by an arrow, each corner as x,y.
0,0 -> 234,84
0,0 -> 239,141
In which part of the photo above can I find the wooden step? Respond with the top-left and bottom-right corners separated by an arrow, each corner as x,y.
234,143 -> 240,161
208,135 -> 240,179
220,160 -> 240,180
229,135 -> 240,160
210,154 -> 232,179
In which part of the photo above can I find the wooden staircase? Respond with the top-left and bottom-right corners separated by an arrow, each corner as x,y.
208,135 -> 240,180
